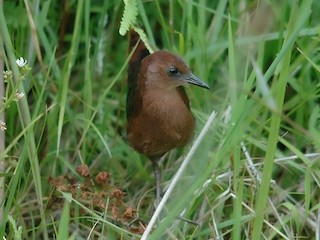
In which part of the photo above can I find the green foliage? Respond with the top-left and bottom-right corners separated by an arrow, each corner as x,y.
119,0 -> 153,53
57,199 -> 70,240
7,215 -> 22,240
132,26 -> 154,53
0,0 -> 319,239
119,0 -> 138,36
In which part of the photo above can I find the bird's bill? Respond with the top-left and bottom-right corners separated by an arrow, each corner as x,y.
184,74 -> 210,89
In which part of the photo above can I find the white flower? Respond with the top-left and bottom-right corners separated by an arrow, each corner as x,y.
16,57 -> 27,67
15,92 -> 25,100
0,120 -> 6,131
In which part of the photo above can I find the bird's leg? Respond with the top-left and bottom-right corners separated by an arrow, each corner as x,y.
176,216 -> 199,226
150,157 -> 162,204
149,157 -> 199,225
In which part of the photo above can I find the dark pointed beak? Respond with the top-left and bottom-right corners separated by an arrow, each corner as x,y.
184,73 -> 210,89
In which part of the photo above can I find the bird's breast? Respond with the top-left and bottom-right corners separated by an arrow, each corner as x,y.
127,89 -> 195,157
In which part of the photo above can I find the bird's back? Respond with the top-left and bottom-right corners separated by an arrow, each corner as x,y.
126,30 -> 149,121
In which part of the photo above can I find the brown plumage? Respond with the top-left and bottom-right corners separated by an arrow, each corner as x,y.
126,30 -> 209,200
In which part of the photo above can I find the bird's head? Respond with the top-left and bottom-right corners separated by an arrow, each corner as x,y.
140,50 -> 209,90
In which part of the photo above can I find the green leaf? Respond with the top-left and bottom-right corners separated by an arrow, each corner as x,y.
119,0 -> 138,36
57,200 -> 70,240
8,215 -> 22,240
133,26 -> 154,53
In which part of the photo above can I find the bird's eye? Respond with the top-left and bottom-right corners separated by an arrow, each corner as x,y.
168,67 -> 179,76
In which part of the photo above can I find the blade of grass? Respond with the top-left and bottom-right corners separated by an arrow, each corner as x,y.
227,13 -> 244,239
187,27 -> 319,60
251,0 -> 313,237
70,39 -> 142,162
231,177 -> 244,240
57,199 -> 70,239
137,0 -> 155,45
60,191 -> 138,239
23,0 -> 44,69
82,0 -> 92,163
0,35 -> 4,222
56,0 -> 84,157
0,5 -> 48,239
141,110 -> 216,240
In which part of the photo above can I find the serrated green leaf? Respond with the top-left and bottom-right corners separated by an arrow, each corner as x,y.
133,26 -> 154,53
119,0 -> 138,36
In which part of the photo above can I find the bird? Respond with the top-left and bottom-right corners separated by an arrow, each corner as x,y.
126,30 -> 209,201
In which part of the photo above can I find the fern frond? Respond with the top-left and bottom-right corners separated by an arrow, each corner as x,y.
133,26 -> 154,53
8,215 -> 22,240
119,0 -> 138,36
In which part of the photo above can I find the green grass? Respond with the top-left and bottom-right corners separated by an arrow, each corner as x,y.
1,0 -> 320,239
